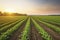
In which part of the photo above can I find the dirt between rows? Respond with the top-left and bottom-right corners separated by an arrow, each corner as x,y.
29,20 -> 43,40
9,18 -> 43,40
36,20 -> 60,40
7,18 -> 60,40
44,21 -> 60,27
9,19 -> 43,40
0,20 -> 21,34
9,20 -> 27,40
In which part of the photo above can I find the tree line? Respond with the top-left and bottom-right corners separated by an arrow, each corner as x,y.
0,11 -> 27,16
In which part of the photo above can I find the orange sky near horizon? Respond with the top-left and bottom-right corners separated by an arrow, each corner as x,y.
0,0 -> 60,15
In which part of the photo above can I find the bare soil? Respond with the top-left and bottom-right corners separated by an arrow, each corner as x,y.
0,20 -> 21,34
5,18 -> 60,40
45,21 -> 60,27
36,20 -> 60,40
9,20 -> 27,40
30,20 -> 43,40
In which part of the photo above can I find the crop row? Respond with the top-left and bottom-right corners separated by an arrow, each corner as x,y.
19,18 -> 30,40
0,16 -> 27,26
0,16 -> 19,24
0,17 -> 27,40
32,16 -> 60,34
32,16 -> 60,26
0,18 -> 26,34
31,18 -> 52,40
38,19 -> 60,34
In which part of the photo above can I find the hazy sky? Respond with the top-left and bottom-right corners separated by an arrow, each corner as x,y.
0,0 -> 60,15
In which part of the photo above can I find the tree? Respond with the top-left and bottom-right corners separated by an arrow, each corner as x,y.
0,11 -> 2,16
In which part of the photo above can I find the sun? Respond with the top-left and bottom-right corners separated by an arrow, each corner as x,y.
4,7 -> 16,13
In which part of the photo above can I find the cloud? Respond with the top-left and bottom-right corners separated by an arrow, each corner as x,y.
29,0 -> 60,14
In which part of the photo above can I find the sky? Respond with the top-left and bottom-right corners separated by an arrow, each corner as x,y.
0,0 -> 60,15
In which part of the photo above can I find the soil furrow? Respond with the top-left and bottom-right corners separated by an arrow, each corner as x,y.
30,20 -> 43,40
9,20 -> 27,40
36,20 -> 60,40
45,21 -> 60,27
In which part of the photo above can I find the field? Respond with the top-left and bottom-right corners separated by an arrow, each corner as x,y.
0,16 -> 60,40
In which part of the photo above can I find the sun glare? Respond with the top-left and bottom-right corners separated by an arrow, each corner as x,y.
4,7 -> 16,13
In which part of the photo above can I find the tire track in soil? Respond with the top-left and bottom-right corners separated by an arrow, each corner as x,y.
9,19 -> 27,40
36,20 -> 60,40
30,20 -> 43,40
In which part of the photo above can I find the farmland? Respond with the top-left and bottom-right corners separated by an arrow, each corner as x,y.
0,16 -> 60,40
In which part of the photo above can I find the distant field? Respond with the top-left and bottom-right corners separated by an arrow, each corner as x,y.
0,16 -> 60,40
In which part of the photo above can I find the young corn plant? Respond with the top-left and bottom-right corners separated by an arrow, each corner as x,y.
19,18 -> 30,40
31,18 -> 52,40
0,18 -> 26,40
38,19 -> 60,34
